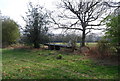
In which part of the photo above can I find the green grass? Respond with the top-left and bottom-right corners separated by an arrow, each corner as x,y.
2,48 -> 119,79
53,42 -> 97,47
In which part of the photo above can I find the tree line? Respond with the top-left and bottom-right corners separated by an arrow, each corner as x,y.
1,0 -> 120,54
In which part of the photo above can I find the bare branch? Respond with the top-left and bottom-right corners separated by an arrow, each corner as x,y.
85,1 -> 99,14
87,20 -> 105,26
55,27 -> 83,31
87,24 -> 101,26
50,13 -> 82,31
85,29 -> 91,35
86,28 -> 105,30
69,20 -> 79,27
87,21 -> 102,26
54,20 -> 83,31
58,14 -> 78,19
104,2 -> 120,8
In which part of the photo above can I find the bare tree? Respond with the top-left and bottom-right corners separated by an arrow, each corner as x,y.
51,0 -> 113,47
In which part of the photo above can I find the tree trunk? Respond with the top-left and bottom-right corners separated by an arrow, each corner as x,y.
33,31 -> 40,48
34,41 -> 40,48
33,16 -> 40,48
81,29 -> 86,47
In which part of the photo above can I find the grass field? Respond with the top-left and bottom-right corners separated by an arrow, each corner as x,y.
2,48 -> 119,79
53,42 -> 97,47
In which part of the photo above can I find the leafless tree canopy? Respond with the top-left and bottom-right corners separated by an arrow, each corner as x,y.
51,0 -> 113,46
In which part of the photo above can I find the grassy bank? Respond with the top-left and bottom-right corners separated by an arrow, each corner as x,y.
2,48 -> 119,79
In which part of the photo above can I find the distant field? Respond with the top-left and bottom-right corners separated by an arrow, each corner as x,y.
85,43 -> 97,47
2,48 -> 119,79
52,42 -> 97,47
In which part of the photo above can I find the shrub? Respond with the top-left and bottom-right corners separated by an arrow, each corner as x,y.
97,39 -> 109,54
97,39 -> 115,57
2,18 -> 20,47
56,54 -> 62,59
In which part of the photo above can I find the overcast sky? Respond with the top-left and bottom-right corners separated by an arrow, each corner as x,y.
0,0 -> 57,26
0,0 -> 63,34
0,0 -> 119,35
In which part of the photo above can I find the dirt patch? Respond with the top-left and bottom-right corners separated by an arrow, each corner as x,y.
59,48 -> 73,54
85,46 -> 119,66
87,55 -> 119,66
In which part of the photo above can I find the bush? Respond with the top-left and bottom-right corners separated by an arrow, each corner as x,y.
2,18 -> 20,47
97,39 -> 109,54
104,15 -> 120,55
56,54 -> 62,59
97,39 -> 115,56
